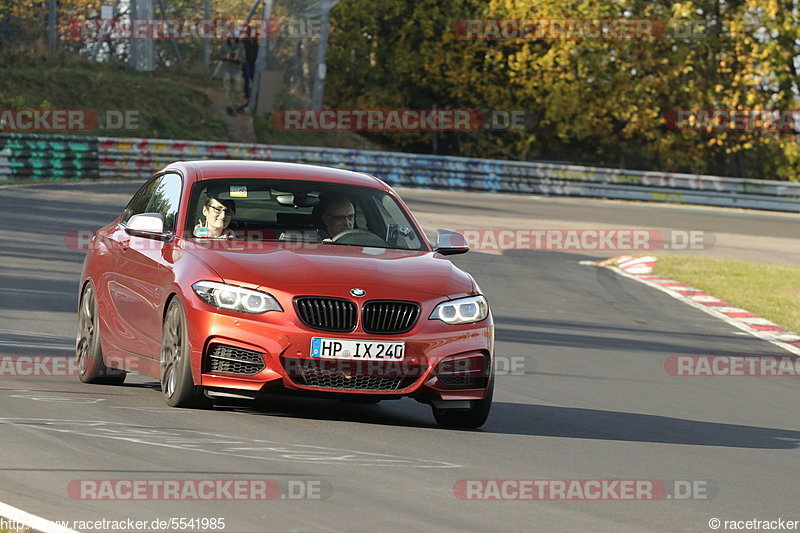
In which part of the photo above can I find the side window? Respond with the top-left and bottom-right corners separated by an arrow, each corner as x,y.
145,173 -> 183,232
121,178 -> 160,224
352,196 -> 368,230
377,195 -> 423,250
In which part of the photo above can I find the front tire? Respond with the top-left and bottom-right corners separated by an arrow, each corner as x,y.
432,376 -> 494,429
76,283 -> 126,385
160,298 -> 210,408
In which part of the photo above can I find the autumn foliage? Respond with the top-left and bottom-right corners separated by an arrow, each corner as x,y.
326,0 -> 800,181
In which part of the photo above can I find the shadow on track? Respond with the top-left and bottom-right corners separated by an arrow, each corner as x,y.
202,394 -> 800,450
482,402 -> 800,449
210,394 -> 437,429
492,315 -> 791,356
493,325 -> 781,355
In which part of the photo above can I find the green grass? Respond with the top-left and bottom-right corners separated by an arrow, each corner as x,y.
652,255 -> 800,333
0,46 -> 384,151
0,48 -> 227,140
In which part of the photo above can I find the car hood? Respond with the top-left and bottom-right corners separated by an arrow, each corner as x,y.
181,240 -> 475,298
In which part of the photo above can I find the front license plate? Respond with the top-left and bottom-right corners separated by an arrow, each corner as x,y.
311,337 -> 405,360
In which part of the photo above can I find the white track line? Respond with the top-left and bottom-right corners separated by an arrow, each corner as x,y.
0,499 -> 79,533
606,266 -> 800,356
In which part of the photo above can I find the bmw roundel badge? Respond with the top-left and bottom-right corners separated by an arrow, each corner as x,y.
350,288 -> 366,297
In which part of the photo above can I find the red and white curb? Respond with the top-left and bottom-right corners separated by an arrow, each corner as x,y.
583,257 -> 800,357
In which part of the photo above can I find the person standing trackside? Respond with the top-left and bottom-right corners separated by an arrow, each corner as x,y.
219,36 -> 246,116
240,37 -> 259,112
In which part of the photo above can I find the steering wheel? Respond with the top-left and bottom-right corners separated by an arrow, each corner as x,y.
331,229 -> 389,247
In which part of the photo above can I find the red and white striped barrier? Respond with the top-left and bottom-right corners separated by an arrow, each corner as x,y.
596,259 -> 800,356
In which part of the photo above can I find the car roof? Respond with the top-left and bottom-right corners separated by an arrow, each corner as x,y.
167,160 -> 390,190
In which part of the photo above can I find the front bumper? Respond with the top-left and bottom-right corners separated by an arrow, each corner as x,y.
183,294 -> 494,402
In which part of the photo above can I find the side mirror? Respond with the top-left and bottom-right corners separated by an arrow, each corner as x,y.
387,224 -> 413,246
434,229 -> 469,255
125,213 -> 171,240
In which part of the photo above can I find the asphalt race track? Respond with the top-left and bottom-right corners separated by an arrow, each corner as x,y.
1,182 -> 799,533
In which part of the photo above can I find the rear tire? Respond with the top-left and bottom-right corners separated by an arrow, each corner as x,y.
432,376 -> 493,429
160,298 -> 210,408
76,283 -> 126,385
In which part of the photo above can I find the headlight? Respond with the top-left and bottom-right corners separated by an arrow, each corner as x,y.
429,295 -> 488,325
192,281 -> 283,314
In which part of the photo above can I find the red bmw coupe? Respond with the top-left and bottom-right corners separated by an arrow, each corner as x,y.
77,161 -> 494,428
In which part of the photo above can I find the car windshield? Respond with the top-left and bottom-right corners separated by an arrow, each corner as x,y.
186,179 -> 426,251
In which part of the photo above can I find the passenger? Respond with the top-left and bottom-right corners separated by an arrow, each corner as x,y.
195,196 -> 236,238
313,194 -> 355,239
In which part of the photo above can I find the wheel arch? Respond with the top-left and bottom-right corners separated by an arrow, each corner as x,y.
161,290 -> 203,385
162,291 -> 182,323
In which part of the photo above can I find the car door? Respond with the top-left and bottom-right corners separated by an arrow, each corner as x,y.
99,177 -> 159,354
106,172 -> 183,358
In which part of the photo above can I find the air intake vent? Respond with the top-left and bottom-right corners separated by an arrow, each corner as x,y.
206,344 -> 265,375
437,375 -> 486,387
283,358 -> 424,391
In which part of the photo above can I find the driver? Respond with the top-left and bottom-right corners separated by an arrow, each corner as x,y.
314,194 -> 354,239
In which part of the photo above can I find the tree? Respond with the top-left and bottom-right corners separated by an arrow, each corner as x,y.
325,0 -> 800,180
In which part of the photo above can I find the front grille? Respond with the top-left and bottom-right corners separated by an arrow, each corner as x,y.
283,358 -> 424,391
303,372 -> 407,390
206,343 -> 265,375
295,297 -> 357,332
362,301 -> 420,334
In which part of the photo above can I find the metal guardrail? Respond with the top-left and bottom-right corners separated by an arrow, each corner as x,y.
0,134 -> 99,180
3,132 -> 800,212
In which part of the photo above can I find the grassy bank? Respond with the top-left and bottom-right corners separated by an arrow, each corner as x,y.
1,47 -> 383,150
652,255 -> 800,333
0,48 -> 227,141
